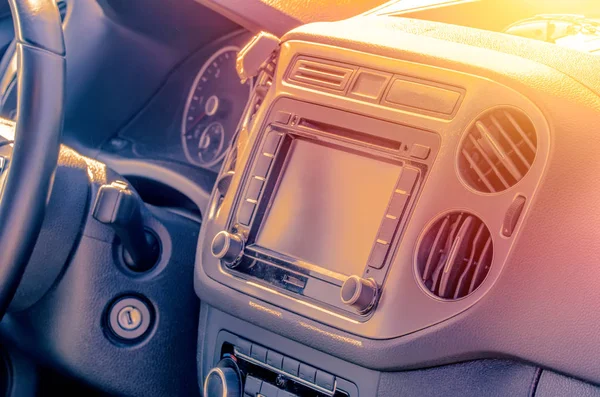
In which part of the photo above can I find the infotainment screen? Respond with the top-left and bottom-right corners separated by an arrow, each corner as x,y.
256,139 -> 402,277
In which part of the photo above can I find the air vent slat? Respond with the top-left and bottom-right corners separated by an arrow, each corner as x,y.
504,110 -> 536,152
422,216 -> 451,281
468,237 -> 493,293
297,65 -> 347,78
453,223 -> 486,299
295,71 -> 343,86
417,212 -> 493,300
287,58 -> 355,91
476,122 -> 523,181
490,115 -> 531,168
439,216 -> 474,298
430,213 -> 463,295
460,149 -> 497,193
459,108 -> 537,193
467,134 -> 511,189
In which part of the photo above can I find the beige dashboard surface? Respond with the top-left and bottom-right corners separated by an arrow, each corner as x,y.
196,0 -> 390,35
260,0 -> 389,22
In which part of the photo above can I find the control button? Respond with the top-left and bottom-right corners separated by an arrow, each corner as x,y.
396,167 -> 419,193
108,296 -> 152,341
277,390 -> 298,397
348,69 -> 392,102
273,111 -> 292,125
387,193 -> 409,218
502,195 -> 526,237
298,363 -> 316,383
244,376 -> 262,396
367,242 -> 388,269
315,371 -> 335,391
236,338 -> 252,356
263,131 -> 283,155
340,276 -> 379,313
377,216 -> 400,244
238,201 -> 256,226
266,350 -> 283,370
385,78 -> 460,115
211,231 -> 245,266
246,177 -> 264,201
409,144 -> 431,160
250,344 -> 268,363
253,154 -> 273,178
259,382 -> 279,397
282,357 -> 300,377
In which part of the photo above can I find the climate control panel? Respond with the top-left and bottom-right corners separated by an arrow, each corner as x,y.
204,335 -> 358,397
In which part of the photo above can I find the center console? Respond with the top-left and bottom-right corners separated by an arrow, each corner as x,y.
195,14 -> 554,397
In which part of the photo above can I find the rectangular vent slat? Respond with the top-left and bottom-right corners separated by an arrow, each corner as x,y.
460,149 -> 497,193
439,216 -> 474,298
467,134 -> 511,189
476,121 -> 523,181
453,223 -> 486,299
504,110 -> 536,152
287,58 -> 355,91
490,115 -> 531,168
422,217 -> 450,281
297,65 -> 348,78
468,237 -> 493,294
431,214 -> 464,293
294,71 -> 344,86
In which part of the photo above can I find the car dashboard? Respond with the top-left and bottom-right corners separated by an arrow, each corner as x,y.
1,1 -> 600,397
193,9 -> 600,397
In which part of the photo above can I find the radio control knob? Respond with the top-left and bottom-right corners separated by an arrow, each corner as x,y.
204,358 -> 242,397
211,231 -> 244,266
340,276 -> 379,314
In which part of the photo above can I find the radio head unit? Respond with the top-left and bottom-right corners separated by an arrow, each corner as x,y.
210,98 -> 439,319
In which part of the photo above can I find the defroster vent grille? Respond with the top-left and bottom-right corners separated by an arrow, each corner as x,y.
287,57 -> 355,91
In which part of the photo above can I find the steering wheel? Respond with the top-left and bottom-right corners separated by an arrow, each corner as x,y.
0,0 -> 65,317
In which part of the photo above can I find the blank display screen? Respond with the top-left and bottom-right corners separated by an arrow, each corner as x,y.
256,139 -> 401,276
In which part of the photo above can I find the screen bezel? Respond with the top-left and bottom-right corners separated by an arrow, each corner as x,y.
237,125 -> 406,285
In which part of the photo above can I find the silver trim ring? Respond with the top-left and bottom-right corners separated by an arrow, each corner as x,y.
203,367 -> 228,397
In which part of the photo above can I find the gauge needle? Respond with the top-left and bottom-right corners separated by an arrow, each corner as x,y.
187,112 -> 206,133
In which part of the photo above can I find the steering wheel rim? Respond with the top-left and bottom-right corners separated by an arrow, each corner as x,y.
0,0 -> 65,317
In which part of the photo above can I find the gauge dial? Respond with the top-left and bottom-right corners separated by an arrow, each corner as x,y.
182,46 -> 252,168
196,121 -> 225,164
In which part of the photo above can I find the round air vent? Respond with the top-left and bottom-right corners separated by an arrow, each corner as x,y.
416,212 -> 493,300
458,107 -> 537,193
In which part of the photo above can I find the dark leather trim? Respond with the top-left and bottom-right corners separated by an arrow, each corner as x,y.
0,1 -> 64,316
8,0 -> 64,55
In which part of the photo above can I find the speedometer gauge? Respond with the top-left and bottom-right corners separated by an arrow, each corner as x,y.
181,46 -> 252,168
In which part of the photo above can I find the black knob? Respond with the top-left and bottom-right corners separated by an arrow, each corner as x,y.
204,358 -> 242,397
211,231 -> 244,266
341,276 -> 379,314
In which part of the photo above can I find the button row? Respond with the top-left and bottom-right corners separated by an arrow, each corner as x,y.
367,166 -> 420,270
237,339 -> 336,394
238,131 -> 283,226
244,375 -> 297,397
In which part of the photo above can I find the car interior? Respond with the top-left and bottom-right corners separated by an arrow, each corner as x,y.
0,0 -> 599,396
